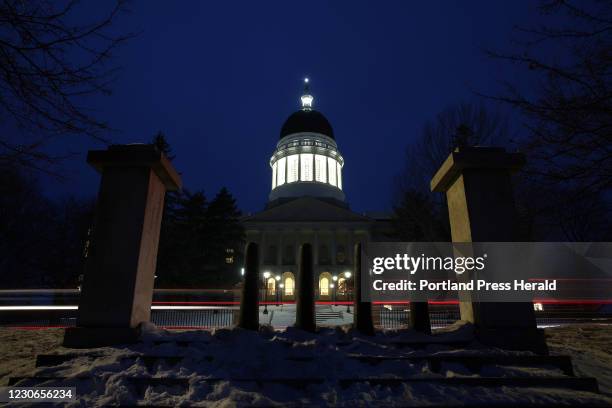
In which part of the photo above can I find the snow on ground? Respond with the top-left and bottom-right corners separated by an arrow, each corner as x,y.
0,327 -> 65,386
546,324 -> 612,396
261,304 -> 353,328
1,324 -> 612,406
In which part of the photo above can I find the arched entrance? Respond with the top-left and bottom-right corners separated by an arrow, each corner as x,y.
266,277 -> 276,296
281,271 -> 295,301
318,272 -> 333,300
338,277 -> 347,300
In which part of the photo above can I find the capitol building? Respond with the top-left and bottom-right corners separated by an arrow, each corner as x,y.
243,79 -> 391,301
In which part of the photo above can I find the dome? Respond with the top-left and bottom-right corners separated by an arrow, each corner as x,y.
280,109 -> 334,140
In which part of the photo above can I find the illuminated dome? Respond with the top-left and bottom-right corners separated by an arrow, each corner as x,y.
280,110 -> 334,139
269,78 -> 345,203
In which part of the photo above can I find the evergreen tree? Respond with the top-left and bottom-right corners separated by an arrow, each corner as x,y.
151,130 -> 245,288
152,131 -> 175,161
154,131 -> 184,286
204,187 -> 245,286
391,189 -> 450,242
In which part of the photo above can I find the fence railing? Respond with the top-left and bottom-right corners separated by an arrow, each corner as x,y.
1,290 -> 610,329
151,309 -> 234,328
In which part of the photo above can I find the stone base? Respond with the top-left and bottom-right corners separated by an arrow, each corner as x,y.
63,327 -> 141,348
476,327 -> 548,355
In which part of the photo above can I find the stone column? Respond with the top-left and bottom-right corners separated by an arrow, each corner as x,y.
331,232 -> 337,266
64,144 -> 181,347
430,147 -> 546,353
277,230 -> 283,266
313,230 -> 319,267
260,230 -> 267,267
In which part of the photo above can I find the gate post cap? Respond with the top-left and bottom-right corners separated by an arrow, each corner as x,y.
87,144 -> 182,191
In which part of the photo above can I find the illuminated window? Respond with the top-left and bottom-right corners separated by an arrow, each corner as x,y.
327,157 -> 337,186
319,277 -> 329,296
287,155 -> 299,183
284,276 -> 294,296
338,277 -> 347,294
272,161 -> 277,189
315,154 -> 327,183
534,303 -> 544,311
225,257 -> 234,264
337,162 -> 342,189
277,157 -> 286,186
300,153 -> 313,181
267,278 -> 276,296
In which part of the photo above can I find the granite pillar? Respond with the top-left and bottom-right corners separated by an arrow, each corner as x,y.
64,144 -> 181,347
430,147 -> 546,353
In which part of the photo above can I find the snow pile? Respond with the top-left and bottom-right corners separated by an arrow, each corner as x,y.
0,327 -> 63,386
546,324 -> 612,396
4,323 -> 612,406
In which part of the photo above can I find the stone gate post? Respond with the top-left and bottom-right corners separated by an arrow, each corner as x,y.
430,147 -> 547,353
238,242 -> 260,330
295,243 -> 316,332
64,144 -> 181,347
353,243 -> 374,335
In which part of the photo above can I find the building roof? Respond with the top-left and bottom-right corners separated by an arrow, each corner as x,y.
280,109 -> 334,140
243,197 -> 372,223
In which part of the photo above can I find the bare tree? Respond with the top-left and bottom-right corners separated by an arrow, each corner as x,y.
0,0 -> 132,173
391,102 -> 508,241
487,0 -> 612,197
395,101 -> 510,196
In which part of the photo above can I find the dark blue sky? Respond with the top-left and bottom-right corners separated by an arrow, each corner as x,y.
45,1 -> 543,213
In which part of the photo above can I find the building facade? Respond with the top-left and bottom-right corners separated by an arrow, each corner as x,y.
243,79 -> 391,301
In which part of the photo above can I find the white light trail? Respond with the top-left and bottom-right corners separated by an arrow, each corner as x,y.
0,305 -> 236,311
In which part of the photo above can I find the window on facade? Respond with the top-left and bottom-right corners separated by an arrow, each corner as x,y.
336,245 -> 346,264
300,153 -> 313,181
314,154 -> 327,183
283,245 -> 295,264
277,157 -> 286,186
225,257 -> 234,264
284,276 -> 294,296
327,157 -> 337,186
338,277 -> 347,294
319,244 -> 330,265
272,161 -> 277,189
265,245 -> 277,265
266,277 -> 276,296
319,276 -> 330,296
337,162 -> 342,189
287,155 -> 299,183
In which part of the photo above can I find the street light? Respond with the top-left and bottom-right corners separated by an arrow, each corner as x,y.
344,271 -> 352,313
262,271 -> 271,314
